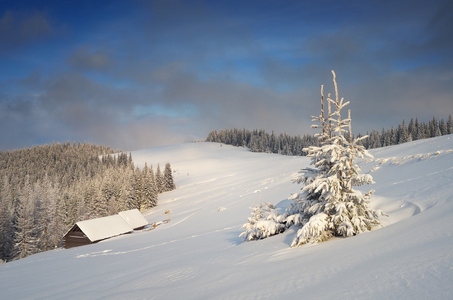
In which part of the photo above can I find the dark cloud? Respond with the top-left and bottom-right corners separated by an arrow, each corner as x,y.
19,71 -> 42,89
424,1 -> 453,55
0,69 -> 192,150
67,47 -> 114,72
150,62 -> 315,135
40,72 -> 140,111
0,10 -> 54,52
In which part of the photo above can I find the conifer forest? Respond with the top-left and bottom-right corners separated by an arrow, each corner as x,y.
0,142 -> 175,262
206,115 -> 453,155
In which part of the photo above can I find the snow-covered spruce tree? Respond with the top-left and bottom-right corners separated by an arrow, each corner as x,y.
240,201 -> 285,241
163,163 -> 176,192
13,176 -> 38,259
287,70 -> 384,247
142,163 -> 158,210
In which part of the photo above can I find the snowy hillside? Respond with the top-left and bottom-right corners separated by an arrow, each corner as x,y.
1,136 -> 452,299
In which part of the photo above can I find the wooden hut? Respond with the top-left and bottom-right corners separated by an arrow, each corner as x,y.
63,209 -> 149,249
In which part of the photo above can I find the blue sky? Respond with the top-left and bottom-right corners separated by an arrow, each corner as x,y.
0,0 -> 452,150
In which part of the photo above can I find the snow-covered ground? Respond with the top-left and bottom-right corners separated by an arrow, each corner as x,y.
1,136 -> 452,299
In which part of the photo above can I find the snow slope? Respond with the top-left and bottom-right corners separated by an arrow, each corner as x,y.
1,136 -> 452,299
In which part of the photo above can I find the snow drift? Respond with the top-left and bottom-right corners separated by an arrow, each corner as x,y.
0,136 -> 452,299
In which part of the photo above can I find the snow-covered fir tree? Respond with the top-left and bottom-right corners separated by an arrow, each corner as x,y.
163,163 -> 176,192
142,163 -> 158,210
128,167 -> 144,211
240,70 -> 385,247
13,176 -> 38,259
287,70 -> 384,246
155,164 -> 164,194
41,174 -> 62,251
447,115 -> 453,134
0,176 -> 14,261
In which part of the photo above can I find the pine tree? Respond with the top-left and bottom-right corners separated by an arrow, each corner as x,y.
287,71 -> 384,246
239,71 -> 384,246
398,120 -> 409,144
64,187 -> 80,227
101,168 -> 121,215
439,119 -> 448,136
13,176 -> 37,259
390,126 -> 397,145
408,118 -> 416,140
128,167 -> 143,210
142,163 -> 157,210
429,117 -> 439,137
155,164 -> 164,194
31,181 -> 46,253
85,181 -> 105,218
42,174 -> 62,250
163,163 -> 176,192
0,176 -> 14,261
447,115 -> 453,134
117,167 -> 133,212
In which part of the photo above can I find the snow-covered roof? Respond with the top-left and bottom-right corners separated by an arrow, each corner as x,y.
66,209 -> 149,243
118,209 -> 148,229
76,215 -> 133,242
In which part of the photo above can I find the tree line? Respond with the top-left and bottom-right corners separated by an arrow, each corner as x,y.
355,116 -> 453,149
206,115 -> 453,155
0,142 -> 175,262
206,128 -> 319,156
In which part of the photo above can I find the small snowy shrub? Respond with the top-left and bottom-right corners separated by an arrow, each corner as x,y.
240,202 -> 285,241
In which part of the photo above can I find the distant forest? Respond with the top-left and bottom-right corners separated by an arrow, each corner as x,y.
206,129 -> 319,156
0,142 -> 175,262
206,116 -> 453,155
